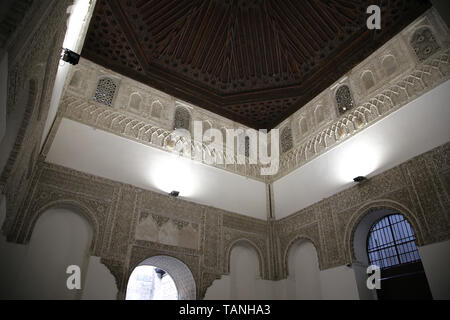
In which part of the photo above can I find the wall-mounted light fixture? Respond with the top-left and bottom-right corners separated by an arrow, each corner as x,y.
169,191 -> 180,197
353,176 -> 368,183
61,48 -> 80,65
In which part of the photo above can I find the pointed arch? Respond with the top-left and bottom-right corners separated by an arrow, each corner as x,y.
151,100 -> 163,119
361,70 -> 375,90
315,105 -> 325,124
173,106 -> 191,131
128,92 -> 142,112
382,55 -> 397,77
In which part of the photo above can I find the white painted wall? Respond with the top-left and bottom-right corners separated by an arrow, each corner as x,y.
0,207 -> 117,300
0,208 -> 91,299
319,266 -> 360,300
286,241 -> 322,299
205,243 -> 273,300
82,256 -> 118,300
47,119 -> 267,219
274,80 -> 450,219
205,241 -> 360,300
419,240 -> 450,300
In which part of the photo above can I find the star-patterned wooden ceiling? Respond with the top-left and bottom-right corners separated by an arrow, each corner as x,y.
82,0 -> 431,129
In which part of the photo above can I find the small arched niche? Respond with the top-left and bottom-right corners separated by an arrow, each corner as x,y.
361,70 -> 376,91
151,101 -> 163,119
298,118 -> 308,137
173,106 -> 191,131
381,55 -> 397,77
128,93 -> 142,112
126,256 -> 196,300
315,105 -> 325,124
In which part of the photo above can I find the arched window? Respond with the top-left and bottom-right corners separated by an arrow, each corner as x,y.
280,126 -> 293,153
353,208 -> 432,300
315,105 -> 325,124
173,107 -> 191,131
367,214 -> 420,269
335,85 -> 355,115
93,78 -> 117,106
244,136 -> 250,158
128,93 -> 142,111
299,118 -> 308,136
410,27 -> 440,62
361,70 -> 375,91
151,101 -> 163,119
382,56 -> 397,77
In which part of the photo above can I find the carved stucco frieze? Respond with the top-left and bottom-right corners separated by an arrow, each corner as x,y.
3,141 -> 449,299
57,9 -> 450,183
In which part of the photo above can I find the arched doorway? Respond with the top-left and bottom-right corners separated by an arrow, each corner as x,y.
126,256 -> 196,300
353,208 -> 432,300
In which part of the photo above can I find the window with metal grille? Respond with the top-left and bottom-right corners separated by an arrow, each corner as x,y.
367,214 -> 421,269
93,78 -> 117,106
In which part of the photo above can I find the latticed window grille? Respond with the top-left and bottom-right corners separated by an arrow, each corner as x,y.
93,78 -> 117,106
280,126 -> 293,153
173,107 -> 191,131
367,214 -> 421,269
335,85 -> 354,115
411,27 -> 440,62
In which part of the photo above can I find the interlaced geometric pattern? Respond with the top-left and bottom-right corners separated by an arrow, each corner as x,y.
93,78 -> 117,106
367,214 -> 421,269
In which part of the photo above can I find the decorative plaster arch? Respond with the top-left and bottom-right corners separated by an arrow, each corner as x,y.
127,255 -> 197,300
283,235 -> 323,276
21,199 -> 101,255
343,199 -> 425,264
225,238 -> 266,278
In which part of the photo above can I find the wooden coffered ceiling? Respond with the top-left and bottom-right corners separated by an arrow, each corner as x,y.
82,0 -> 431,129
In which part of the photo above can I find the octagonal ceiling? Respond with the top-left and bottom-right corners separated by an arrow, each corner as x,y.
82,0 -> 431,129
